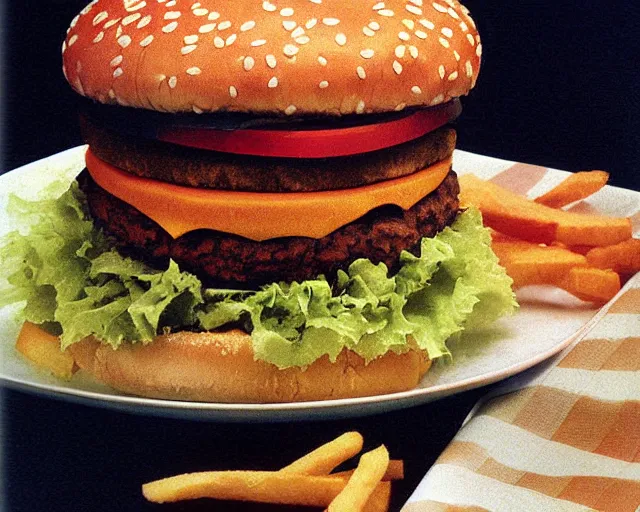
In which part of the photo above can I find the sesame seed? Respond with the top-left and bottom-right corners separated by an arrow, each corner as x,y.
118,35 -> 132,48
280,7 -> 295,16
192,106 -> 203,114
213,36 -> 224,48
467,33 -> 475,46
420,19 -> 435,30
319,80 -> 329,88
335,33 -> 347,46
164,11 -> 181,20
453,50 -> 460,61
218,20 -> 232,30
360,48 -> 374,59
318,55 -> 327,66
251,39 -> 267,47
356,100 -> 366,114
193,8 -> 208,16
291,26 -> 305,38
305,18 -> 317,29
402,19 -> 415,30
181,45 -> 197,55
369,21 -> 381,30
285,105 -> 297,115
229,85 -> 238,98
439,37 -> 450,48
126,0 -> 146,10
378,9 -> 394,16
122,13 -> 141,25
398,31 -> 410,41
356,66 -> 366,79
476,43 -> 482,57
162,22 -> 178,33
411,85 -> 422,94
296,35 -> 310,44
415,30 -> 427,39
266,54 -> 277,68
262,1 -> 277,12
186,67 -> 201,75
431,94 -> 444,105
243,56 -> 255,71
406,5 -> 422,15
68,34 -> 78,47
395,102 -> 407,111
283,20 -> 297,31
208,11 -> 220,20
393,60 -> 403,74
441,27 -> 453,38
191,3 -> 201,10
61,40 -> 67,53
137,15 -> 152,28
116,25 -> 123,38
372,2 -> 385,10
459,21 -> 468,32
184,35 -> 199,44
199,23 -> 216,33
226,34 -> 237,46
432,2 -> 447,13
108,89 -> 116,99
168,76 -> 177,88
465,60 -> 473,77
438,65 -> 445,79
447,7 -> 460,19
395,45 -> 406,58
113,68 -> 123,78
310,0 -> 322,4
268,76 -> 279,88
363,27 -> 375,36
322,17 -> 340,26
283,44 -> 298,56
241,20 -> 256,31
110,55 -> 123,67
408,45 -> 419,58
448,71 -> 458,81
93,32 -> 104,43
140,34 -> 154,46
93,11 -> 108,25
70,14 -> 80,28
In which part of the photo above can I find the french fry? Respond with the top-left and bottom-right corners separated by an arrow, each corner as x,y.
331,459 -> 404,481
491,241 -> 588,288
534,170 -> 609,208
15,321 -> 76,380
363,481 -> 392,512
142,471 -> 345,506
459,174 -> 632,247
560,267 -> 621,303
585,238 -> 640,275
327,445 -> 390,512
280,431 -> 363,475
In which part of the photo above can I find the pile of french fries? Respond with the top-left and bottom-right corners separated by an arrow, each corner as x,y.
142,432 -> 403,511
459,170 -> 639,303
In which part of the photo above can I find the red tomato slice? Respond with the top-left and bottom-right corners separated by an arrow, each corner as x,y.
157,100 -> 462,158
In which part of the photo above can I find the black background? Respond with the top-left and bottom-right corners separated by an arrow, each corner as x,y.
2,2 -> 639,512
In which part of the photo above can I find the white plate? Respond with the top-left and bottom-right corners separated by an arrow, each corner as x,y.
1,147 -> 638,421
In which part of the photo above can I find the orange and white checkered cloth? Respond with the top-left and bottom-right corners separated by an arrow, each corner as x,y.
403,273 -> 640,511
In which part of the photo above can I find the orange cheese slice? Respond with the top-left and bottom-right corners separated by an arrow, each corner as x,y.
85,149 -> 451,241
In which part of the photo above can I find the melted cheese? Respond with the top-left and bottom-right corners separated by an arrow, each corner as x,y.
85,149 -> 451,241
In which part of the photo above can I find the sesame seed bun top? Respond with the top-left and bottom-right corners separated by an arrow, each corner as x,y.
62,0 -> 482,116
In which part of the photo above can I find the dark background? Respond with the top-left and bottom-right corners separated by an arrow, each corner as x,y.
2,2 -> 639,512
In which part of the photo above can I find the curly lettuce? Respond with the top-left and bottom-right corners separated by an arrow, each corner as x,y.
0,182 -> 517,368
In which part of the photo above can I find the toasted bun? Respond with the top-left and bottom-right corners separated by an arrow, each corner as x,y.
62,0 -> 481,115
68,330 -> 431,403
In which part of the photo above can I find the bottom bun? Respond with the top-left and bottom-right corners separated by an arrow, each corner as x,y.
69,330 -> 432,403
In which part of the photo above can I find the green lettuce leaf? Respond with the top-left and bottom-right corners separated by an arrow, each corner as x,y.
1,180 -> 517,368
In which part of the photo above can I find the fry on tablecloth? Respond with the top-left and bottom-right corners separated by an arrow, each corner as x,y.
280,431 -> 363,475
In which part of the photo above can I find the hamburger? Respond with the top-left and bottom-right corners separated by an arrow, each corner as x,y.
0,0 -> 516,402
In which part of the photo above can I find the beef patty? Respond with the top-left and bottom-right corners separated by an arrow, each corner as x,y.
81,115 -> 456,192
78,170 -> 460,288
